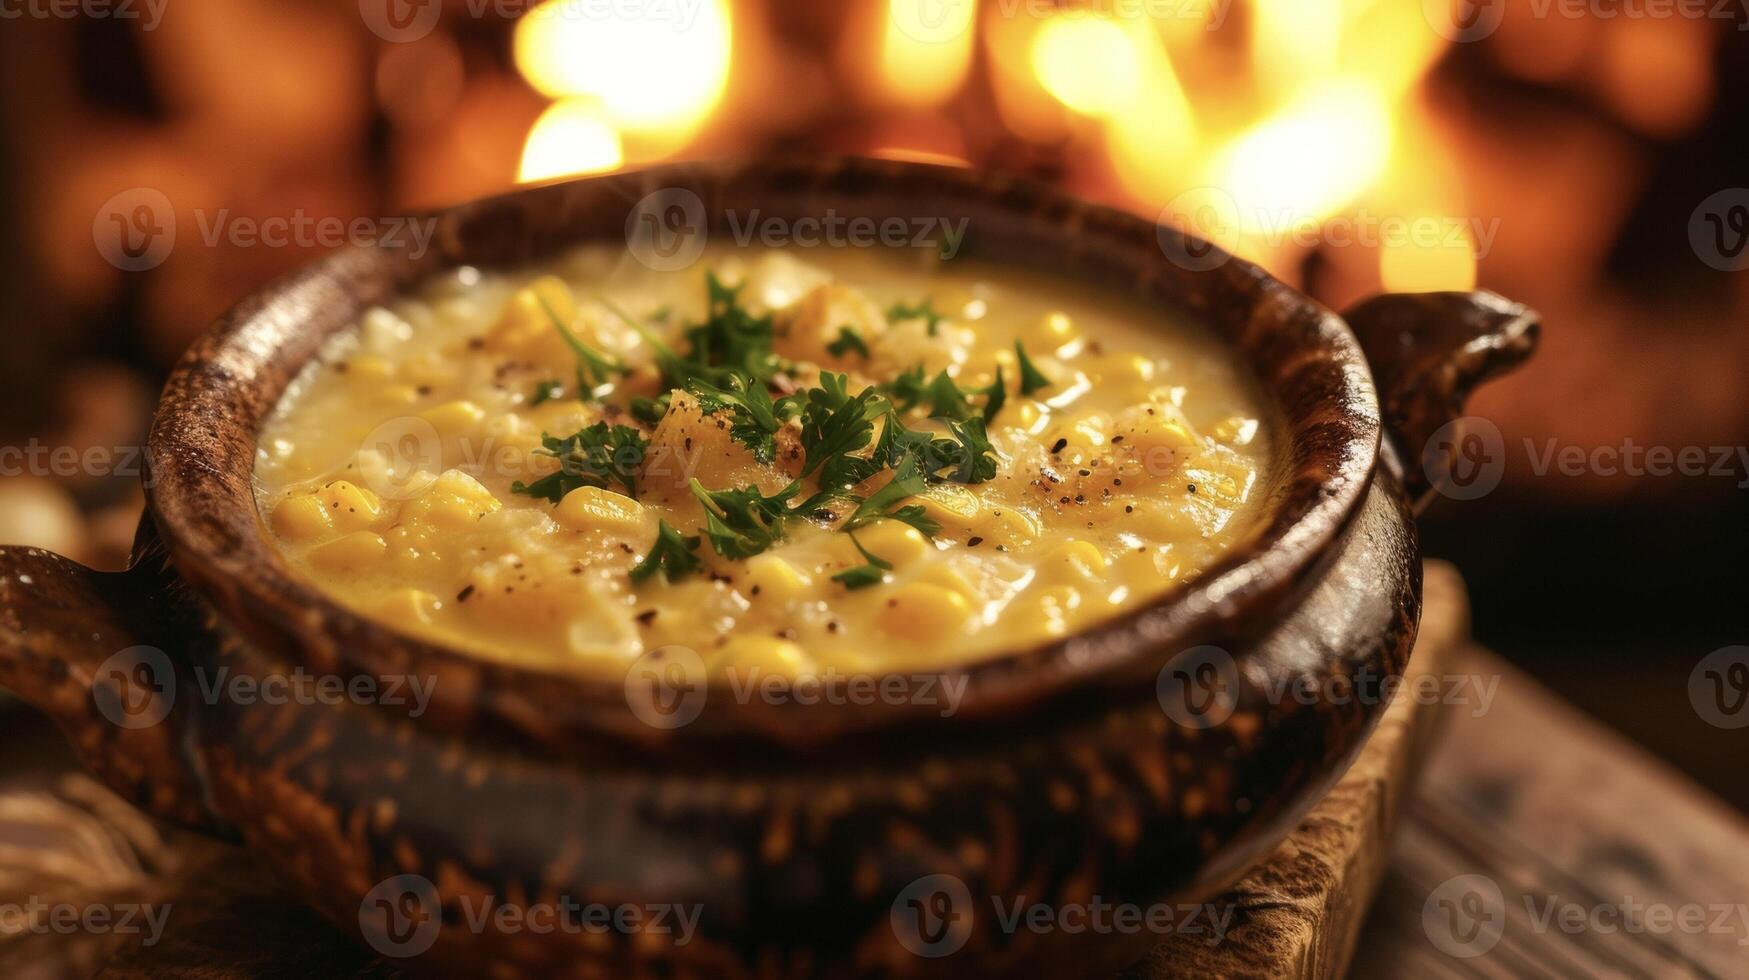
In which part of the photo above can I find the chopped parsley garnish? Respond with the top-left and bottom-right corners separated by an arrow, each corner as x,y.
873,412 -> 999,486
629,393 -> 671,425
843,455 -> 942,536
887,297 -> 944,337
831,532 -> 893,590
510,422 -> 648,502
535,295 -> 627,400
690,480 -> 796,560
826,326 -> 870,360
879,364 -> 1008,425
529,379 -> 564,405
630,520 -> 702,583
685,372 -> 797,465
682,272 -> 782,382
797,373 -> 887,487
1015,341 -> 1052,395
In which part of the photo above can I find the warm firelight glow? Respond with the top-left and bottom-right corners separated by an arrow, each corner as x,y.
880,0 -> 977,106
517,98 -> 623,182
1031,15 -> 1142,118
1208,79 -> 1393,234
514,0 -> 731,135
1380,219 -> 1478,292
1250,0 -> 1342,99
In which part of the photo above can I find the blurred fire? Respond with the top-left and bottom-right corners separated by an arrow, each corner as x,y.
508,0 -> 1499,291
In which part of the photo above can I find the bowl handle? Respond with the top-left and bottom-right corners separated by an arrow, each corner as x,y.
0,542 -> 218,830
1343,291 -> 1540,512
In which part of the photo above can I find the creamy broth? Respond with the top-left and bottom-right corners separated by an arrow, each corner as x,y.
254,247 -> 1273,676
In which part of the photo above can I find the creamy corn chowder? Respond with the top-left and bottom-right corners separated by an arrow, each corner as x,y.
255,247 -> 1272,676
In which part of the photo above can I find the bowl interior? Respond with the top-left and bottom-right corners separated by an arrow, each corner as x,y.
144,156 -> 1380,747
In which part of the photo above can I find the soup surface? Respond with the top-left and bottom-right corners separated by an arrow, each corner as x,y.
255,247 -> 1272,676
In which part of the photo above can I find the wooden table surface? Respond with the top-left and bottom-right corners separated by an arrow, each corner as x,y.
1,565 -> 1745,978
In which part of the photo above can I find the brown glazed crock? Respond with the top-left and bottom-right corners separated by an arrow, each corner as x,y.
0,157 -> 1536,977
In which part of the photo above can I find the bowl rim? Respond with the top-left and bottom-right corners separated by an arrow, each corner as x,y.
143,155 -> 1382,746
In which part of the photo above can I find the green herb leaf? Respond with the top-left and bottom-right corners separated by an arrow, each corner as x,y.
826,326 -> 870,360
685,371 -> 796,464
887,298 -> 944,337
683,272 -> 782,382
798,373 -> 887,485
690,479 -> 797,560
535,295 -> 628,400
831,532 -> 894,590
510,422 -> 648,502
630,520 -> 701,583
1015,341 -> 1052,396
981,365 -> 1006,424
629,393 -> 672,425
529,379 -> 564,405
844,454 -> 940,534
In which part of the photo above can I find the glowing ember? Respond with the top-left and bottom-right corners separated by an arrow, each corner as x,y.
881,0 -> 978,106
513,0 -> 732,136
1031,15 -> 1142,118
518,98 -> 623,182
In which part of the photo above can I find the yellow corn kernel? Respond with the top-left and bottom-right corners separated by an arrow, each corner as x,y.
403,470 -> 500,530
713,636 -> 816,681
270,494 -> 333,542
914,562 -> 980,603
555,485 -> 646,535
915,484 -> 980,527
1063,420 -> 1105,455
308,531 -> 386,573
374,588 -> 441,626
877,582 -> 973,639
1047,539 -> 1107,581
742,554 -> 810,603
1098,354 -> 1155,385
974,505 -> 1041,546
401,353 -> 456,389
1028,311 -> 1080,352
856,521 -> 931,565
318,480 -> 382,532
373,383 -> 422,407
419,400 -> 486,436
489,275 -> 575,351
346,354 -> 395,382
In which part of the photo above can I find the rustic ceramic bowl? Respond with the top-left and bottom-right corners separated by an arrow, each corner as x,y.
0,157 -> 1536,978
